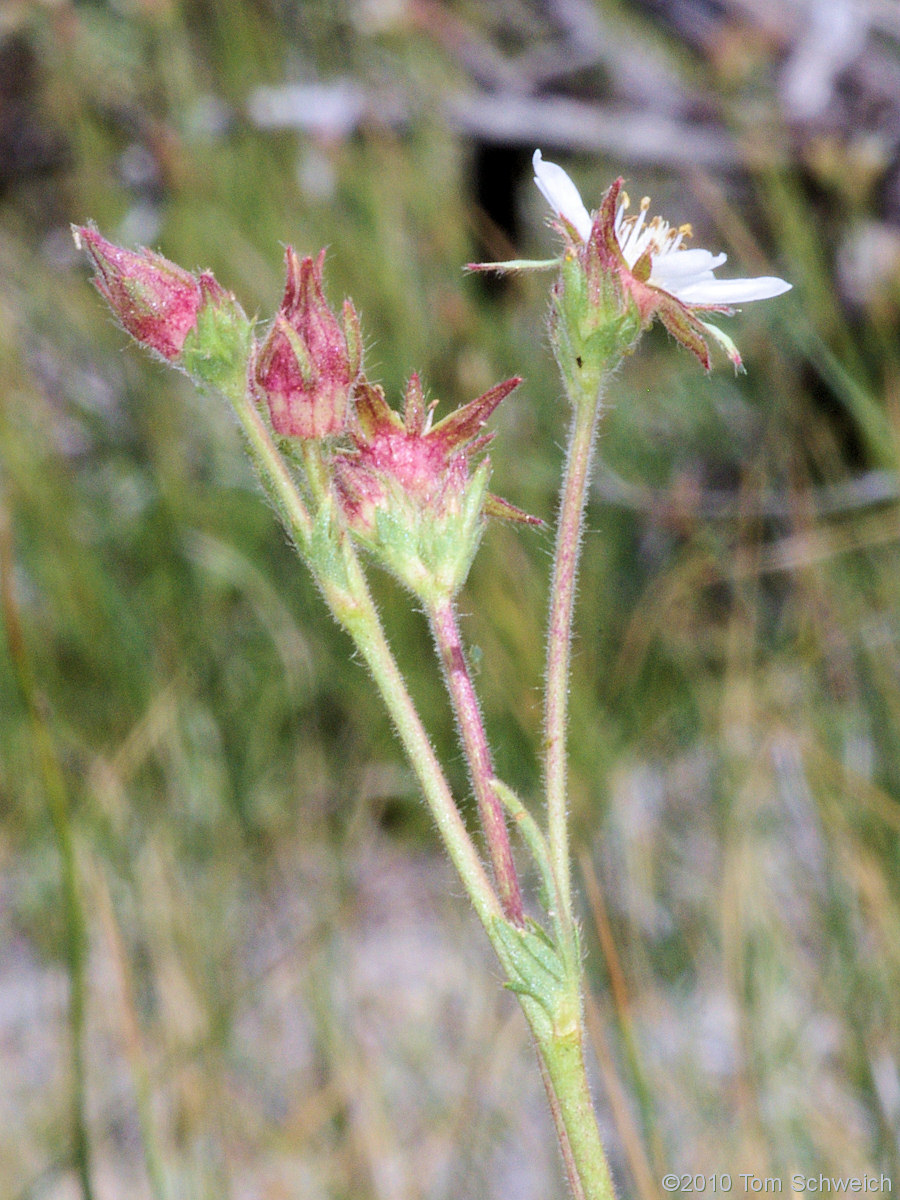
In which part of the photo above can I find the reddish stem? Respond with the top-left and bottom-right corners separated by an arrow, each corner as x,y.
429,595 -> 525,925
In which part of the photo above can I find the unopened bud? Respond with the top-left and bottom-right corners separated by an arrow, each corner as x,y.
254,248 -> 358,439
73,224 -> 251,385
73,224 -> 204,361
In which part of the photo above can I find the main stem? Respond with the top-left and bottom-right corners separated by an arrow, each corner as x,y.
339,563 -> 615,1198
532,1010 -> 617,1200
428,595 -> 524,925
544,387 -> 604,930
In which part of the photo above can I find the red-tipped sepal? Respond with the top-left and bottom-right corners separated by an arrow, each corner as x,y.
333,376 -> 534,598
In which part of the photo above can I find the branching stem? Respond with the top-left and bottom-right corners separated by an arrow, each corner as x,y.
224,387 -> 502,932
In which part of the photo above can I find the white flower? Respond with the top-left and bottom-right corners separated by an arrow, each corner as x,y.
532,149 -> 791,308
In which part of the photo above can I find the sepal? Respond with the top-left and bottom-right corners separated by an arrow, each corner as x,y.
179,279 -> 253,391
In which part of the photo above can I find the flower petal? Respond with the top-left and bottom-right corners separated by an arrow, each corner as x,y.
675,276 -> 793,305
650,249 -> 728,279
532,150 -> 593,242
661,274 -> 718,297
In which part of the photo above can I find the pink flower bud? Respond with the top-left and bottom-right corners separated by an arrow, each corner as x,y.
333,374 -> 538,596
254,248 -> 357,439
335,376 -> 539,535
72,224 -> 203,362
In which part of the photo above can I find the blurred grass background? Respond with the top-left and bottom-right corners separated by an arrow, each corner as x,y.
2,0 -> 900,1197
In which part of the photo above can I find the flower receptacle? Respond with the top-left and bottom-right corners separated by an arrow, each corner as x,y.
550,248 -> 643,400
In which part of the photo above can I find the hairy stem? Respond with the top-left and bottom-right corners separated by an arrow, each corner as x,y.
428,595 -> 524,925
335,557 -> 503,930
544,387 -> 604,933
537,1047 -> 586,1200
532,1011 -> 617,1200
230,387 -> 313,548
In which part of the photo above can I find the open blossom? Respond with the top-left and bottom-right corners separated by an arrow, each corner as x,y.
532,149 -> 791,369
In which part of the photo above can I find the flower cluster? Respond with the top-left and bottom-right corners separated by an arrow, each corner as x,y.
73,224 -> 533,596
74,153 -> 790,591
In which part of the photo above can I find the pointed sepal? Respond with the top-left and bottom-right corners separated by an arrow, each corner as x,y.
333,374 -> 534,598
484,493 -> 544,527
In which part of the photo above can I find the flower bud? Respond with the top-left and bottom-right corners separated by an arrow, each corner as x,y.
333,375 -> 538,599
73,224 -> 204,362
73,225 -> 252,387
254,248 -> 358,439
